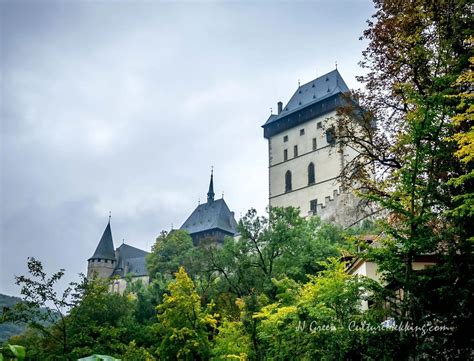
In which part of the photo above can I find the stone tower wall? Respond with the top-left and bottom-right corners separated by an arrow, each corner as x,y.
87,259 -> 115,279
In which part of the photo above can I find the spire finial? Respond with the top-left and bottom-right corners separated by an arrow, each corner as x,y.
222,191 -> 224,199
207,167 -> 215,203
108,211 -> 111,223
270,107 -> 273,114
298,79 -> 301,87
335,61 -> 338,69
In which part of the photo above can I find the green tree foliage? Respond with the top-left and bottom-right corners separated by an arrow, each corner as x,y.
2,257 -> 83,357
448,55 -> 474,219
202,208 -> 346,301
65,277 -> 137,359
336,0 -> 474,357
146,230 -> 194,280
6,261 -> 156,360
212,318 -> 251,361
0,294 -> 26,344
0,344 -> 26,361
254,258 -> 390,360
155,267 -> 217,360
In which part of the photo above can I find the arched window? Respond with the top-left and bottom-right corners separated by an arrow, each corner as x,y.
285,170 -> 292,192
308,162 -> 315,185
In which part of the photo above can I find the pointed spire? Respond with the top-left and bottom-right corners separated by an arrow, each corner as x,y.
207,167 -> 215,203
89,218 -> 116,261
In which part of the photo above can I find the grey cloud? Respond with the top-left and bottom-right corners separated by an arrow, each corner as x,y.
1,0 -> 374,296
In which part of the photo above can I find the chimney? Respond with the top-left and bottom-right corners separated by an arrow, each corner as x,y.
277,101 -> 283,114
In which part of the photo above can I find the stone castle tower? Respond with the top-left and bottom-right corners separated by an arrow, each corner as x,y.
87,219 -> 116,279
262,69 -> 364,227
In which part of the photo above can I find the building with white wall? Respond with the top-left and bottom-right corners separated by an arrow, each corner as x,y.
262,69 -> 364,227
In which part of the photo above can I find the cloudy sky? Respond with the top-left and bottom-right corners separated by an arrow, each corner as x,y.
1,0 -> 374,296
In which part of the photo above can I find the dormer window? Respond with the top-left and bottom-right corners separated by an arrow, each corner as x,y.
283,135 -> 288,142
300,129 -> 305,136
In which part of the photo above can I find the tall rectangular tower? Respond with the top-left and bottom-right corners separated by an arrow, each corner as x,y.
262,69 -> 361,227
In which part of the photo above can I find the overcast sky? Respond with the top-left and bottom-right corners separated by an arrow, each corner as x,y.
0,0 -> 374,296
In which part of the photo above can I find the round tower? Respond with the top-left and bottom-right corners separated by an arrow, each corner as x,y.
87,219 -> 116,279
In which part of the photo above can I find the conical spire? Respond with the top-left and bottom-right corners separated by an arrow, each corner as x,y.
89,218 -> 116,261
207,168 -> 215,203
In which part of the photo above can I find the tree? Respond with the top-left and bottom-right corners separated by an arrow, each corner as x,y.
2,258 -> 84,358
146,230 -> 194,280
155,267 -> 217,360
65,277 -> 138,359
335,0 -> 473,357
211,318 -> 251,360
255,259 -> 388,360
207,207 -> 347,300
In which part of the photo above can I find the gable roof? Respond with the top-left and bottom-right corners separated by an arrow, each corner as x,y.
264,69 -> 349,127
112,243 -> 149,277
124,257 -> 149,277
180,198 -> 237,236
89,221 -> 116,261
116,243 -> 148,260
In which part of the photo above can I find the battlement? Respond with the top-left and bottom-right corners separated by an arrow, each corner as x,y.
308,188 -> 372,228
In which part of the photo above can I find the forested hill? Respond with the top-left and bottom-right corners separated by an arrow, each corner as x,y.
0,293 -> 26,343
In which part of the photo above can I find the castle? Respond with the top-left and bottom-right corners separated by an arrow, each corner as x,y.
88,69 -> 366,286
87,172 -> 238,288
262,69 -> 365,227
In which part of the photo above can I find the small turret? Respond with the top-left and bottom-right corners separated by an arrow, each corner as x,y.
87,217 -> 116,279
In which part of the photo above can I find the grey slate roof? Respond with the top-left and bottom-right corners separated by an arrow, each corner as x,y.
112,243 -> 149,277
116,243 -> 148,260
264,69 -> 349,126
180,198 -> 237,236
89,222 -> 116,261
124,257 -> 148,277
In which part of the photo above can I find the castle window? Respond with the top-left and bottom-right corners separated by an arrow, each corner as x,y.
284,149 -> 288,161
326,126 -> 336,145
294,145 -> 298,157
312,138 -> 317,150
285,171 -> 292,192
105,259 -> 108,263
317,122 -> 322,129
283,135 -> 288,142
310,199 -> 318,213
300,128 -> 305,136
308,162 -> 315,185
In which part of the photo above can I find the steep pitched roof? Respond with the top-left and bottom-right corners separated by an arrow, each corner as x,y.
116,243 -> 148,260
124,257 -> 148,277
264,69 -> 349,127
180,198 -> 237,236
89,221 -> 116,261
112,243 -> 149,277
